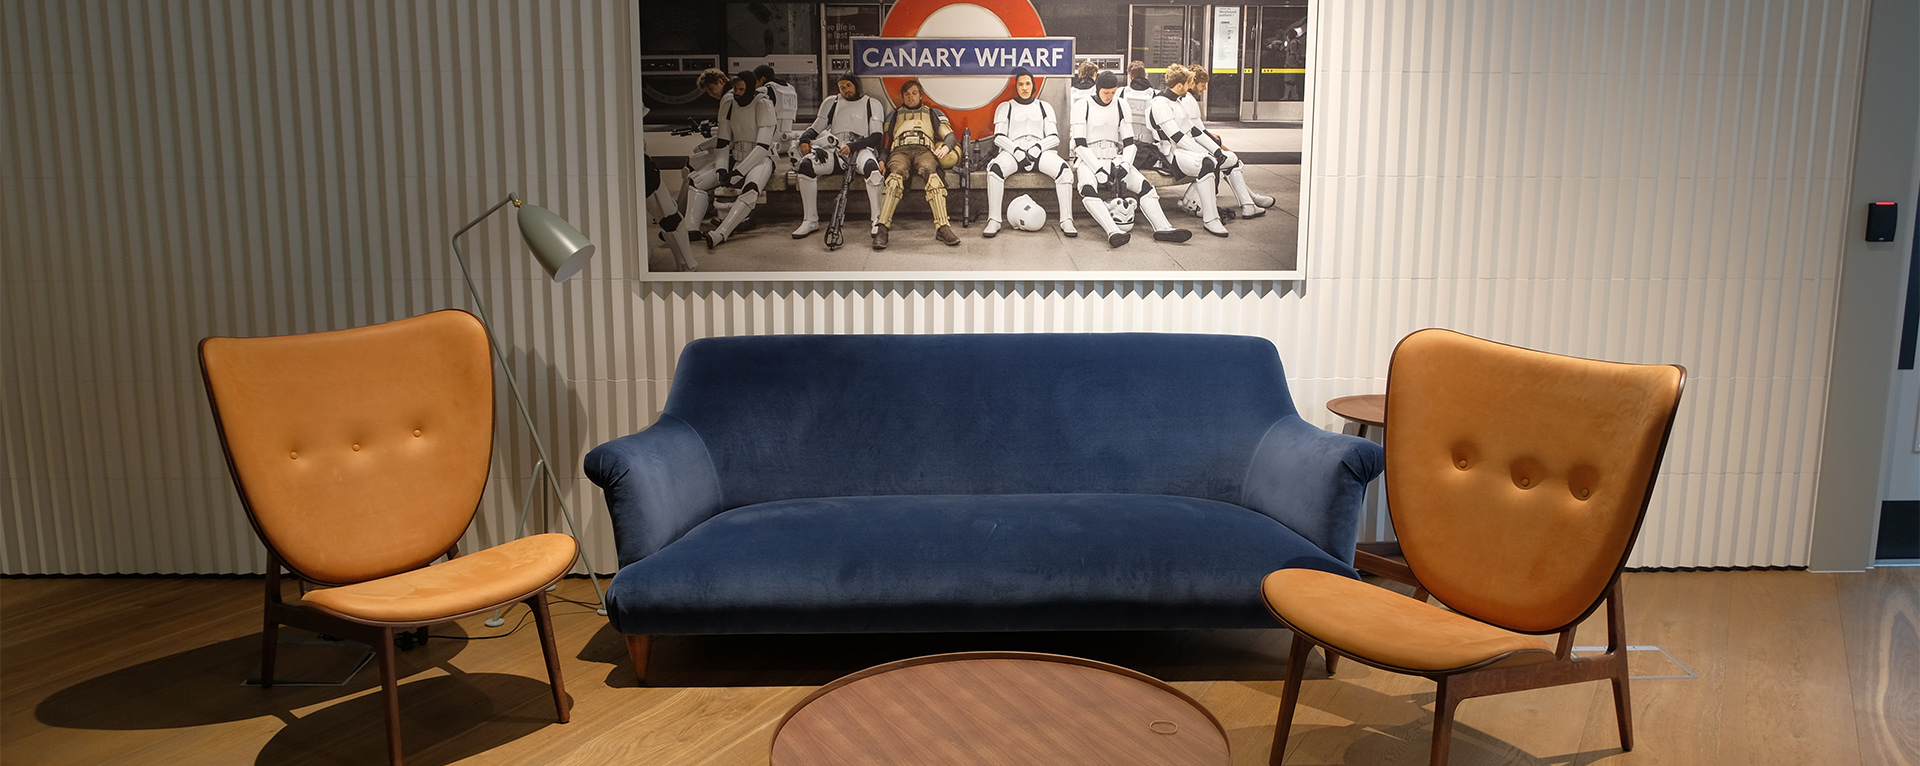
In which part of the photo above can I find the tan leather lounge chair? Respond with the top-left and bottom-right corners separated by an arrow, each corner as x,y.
199,309 -> 579,766
1262,328 -> 1686,766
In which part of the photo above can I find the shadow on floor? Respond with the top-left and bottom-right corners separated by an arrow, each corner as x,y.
35,625 -> 473,730
250,673 -> 563,766
579,622 -> 1299,689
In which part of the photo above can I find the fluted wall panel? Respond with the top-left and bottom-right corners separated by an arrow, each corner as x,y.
1,0 -> 1867,574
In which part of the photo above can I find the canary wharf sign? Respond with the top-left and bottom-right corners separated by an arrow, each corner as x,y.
873,0 -> 1057,137
852,37 -> 1076,76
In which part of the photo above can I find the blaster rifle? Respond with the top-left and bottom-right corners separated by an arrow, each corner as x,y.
824,145 -> 858,251
670,119 -> 717,138
959,128 -> 973,227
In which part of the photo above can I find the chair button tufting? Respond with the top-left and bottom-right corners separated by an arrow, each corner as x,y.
413,429 -> 422,437
351,443 -> 361,452
1518,477 -> 1531,488
1456,459 -> 1469,470
1578,488 -> 1591,499
289,451 -> 298,460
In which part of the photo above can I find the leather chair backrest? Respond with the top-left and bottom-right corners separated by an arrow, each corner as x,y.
1386,329 -> 1684,634
199,310 -> 495,585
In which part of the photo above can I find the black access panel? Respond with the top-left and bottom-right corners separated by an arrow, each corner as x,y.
1867,201 -> 1898,242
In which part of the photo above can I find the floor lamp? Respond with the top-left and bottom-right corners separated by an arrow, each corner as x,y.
451,192 -> 608,619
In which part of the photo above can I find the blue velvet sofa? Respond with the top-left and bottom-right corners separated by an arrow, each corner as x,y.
584,333 -> 1383,681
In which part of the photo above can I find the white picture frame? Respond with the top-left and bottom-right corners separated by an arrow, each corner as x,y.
636,1 -> 1313,282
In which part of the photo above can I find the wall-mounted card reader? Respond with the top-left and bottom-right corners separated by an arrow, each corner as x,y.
1866,201 -> 1897,242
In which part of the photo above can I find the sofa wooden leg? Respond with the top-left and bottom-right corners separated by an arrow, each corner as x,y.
625,634 -> 652,685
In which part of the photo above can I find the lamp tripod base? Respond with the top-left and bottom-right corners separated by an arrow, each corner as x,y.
482,458 -> 609,629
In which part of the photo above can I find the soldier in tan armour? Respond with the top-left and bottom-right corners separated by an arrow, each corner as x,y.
874,80 -> 961,250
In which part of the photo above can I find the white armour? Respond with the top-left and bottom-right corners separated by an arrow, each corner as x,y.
719,95 -> 774,161
997,99 -> 1053,144
761,81 -> 799,132
1122,85 -> 1155,144
805,95 -> 882,146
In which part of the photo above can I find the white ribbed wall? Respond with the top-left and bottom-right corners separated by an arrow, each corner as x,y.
1,0 -> 1866,574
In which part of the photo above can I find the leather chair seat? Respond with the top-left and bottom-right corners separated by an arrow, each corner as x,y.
303,533 -> 578,625
1263,568 -> 1552,672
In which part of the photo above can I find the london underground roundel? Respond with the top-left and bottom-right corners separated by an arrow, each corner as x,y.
880,0 -> 1047,138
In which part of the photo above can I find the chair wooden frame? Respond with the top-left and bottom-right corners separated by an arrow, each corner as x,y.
253,550 -> 572,765
200,310 -> 575,766
1267,329 -> 1685,766
1270,577 -> 1634,765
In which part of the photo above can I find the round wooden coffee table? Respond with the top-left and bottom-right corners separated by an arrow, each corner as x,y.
769,651 -> 1229,765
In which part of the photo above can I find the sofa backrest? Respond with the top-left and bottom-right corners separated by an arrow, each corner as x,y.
663,333 -> 1299,509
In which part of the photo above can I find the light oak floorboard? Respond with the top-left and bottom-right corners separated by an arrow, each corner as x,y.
1836,567 -> 1920,766
1,570 -> 1913,765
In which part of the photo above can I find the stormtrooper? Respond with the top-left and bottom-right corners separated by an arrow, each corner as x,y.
684,72 -> 776,249
1068,60 -> 1100,113
984,67 -> 1075,238
682,68 -> 732,228
754,64 -> 802,158
641,106 -> 695,271
1182,67 -> 1275,220
790,73 -> 886,239
1069,71 -> 1193,248
1145,64 -> 1230,237
1120,61 -> 1168,174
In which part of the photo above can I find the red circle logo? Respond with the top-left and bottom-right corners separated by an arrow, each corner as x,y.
880,0 -> 1048,138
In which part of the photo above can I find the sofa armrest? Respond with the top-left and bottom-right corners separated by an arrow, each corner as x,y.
584,414 -> 725,568
1238,414 -> 1385,566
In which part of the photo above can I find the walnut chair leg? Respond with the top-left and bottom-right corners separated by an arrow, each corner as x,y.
1612,674 -> 1634,751
1324,649 -> 1340,675
377,627 -> 403,766
260,566 -> 281,688
529,593 -> 570,723
1606,578 -> 1634,751
1269,633 -> 1313,766
626,634 -> 652,685
1430,677 -> 1459,766
260,612 -> 280,688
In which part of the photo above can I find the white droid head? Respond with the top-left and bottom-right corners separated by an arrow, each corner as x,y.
1108,196 -> 1138,231
1007,194 -> 1047,231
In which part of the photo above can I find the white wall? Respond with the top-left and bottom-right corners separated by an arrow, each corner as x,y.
0,0 -> 1868,574
1814,0 -> 1920,568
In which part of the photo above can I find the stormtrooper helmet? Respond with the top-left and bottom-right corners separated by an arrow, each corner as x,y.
1108,196 -> 1138,231
1007,194 -> 1047,232
1178,184 -> 1206,218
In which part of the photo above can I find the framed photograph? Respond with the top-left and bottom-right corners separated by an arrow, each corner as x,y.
639,0 -> 1310,280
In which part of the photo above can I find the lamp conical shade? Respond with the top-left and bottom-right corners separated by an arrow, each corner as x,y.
517,203 -> 596,282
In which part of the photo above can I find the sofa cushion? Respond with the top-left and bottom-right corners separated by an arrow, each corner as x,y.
662,333 -> 1297,509
604,493 -> 1356,636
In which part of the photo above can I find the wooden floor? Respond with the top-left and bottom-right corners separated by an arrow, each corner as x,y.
2,568 -> 1915,765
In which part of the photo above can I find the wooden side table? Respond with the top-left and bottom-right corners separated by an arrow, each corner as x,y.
770,652 -> 1230,765
1324,394 -> 1425,600
1324,394 -> 1386,439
